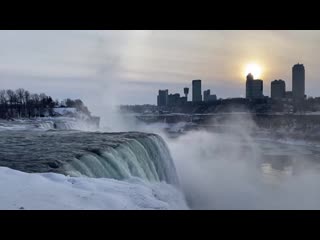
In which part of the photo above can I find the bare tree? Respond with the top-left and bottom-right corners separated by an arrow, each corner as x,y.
39,93 -> 47,116
24,90 -> 30,117
0,88 -> 90,119
16,88 -> 25,118
0,90 -> 7,118
6,90 -> 17,118
30,93 -> 40,117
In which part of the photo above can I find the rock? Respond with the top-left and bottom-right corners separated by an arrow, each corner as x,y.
19,207 -> 24,210
48,162 -> 59,169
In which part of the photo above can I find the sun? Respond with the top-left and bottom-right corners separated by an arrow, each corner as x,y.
244,63 -> 262,79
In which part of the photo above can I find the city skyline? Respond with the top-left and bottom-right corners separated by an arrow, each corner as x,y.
157,62 -> 306,105
1,31 -> 320,114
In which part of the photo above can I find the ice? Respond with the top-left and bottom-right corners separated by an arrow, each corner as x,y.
0,167 -> 188,210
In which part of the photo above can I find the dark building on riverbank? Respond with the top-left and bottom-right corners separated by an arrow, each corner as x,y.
204,89 -> 217,102
192,80 -> 202,102
246,73 -> 264,100
157,89 -> 168,107
168,93 -> 180,106
271,79 -> 286,100
292,63 -> 305,100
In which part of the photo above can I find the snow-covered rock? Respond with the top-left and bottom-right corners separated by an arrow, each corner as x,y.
53,107 -> 77,116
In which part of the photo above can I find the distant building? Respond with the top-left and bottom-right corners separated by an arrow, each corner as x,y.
184,87 -> 189,100
204,89 -> 217,102
292,63 -> 305,100
246,73 -> 263,99
271,79 -> 286,100
192,80 -> 202,102
157,89 -> 168,107
179,96 -> 187,105
285,91 -> 293,99
207,95 -> 217,102
203,89 -> 210,101
168,93 -> 180,106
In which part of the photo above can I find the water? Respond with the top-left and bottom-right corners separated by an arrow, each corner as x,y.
166,129 -> 320,209
0,118 -> 187,210
2,117 -> 320,209
0,130 -> 179,185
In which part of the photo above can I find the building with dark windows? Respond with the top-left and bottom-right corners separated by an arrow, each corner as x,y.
203,89 -> 217,102
271,79 -> 286,100
246,73 -> 263,99
207,94 -> 217,102
192,80 -> 202,102
168,93 -> 180,106
292,63 -> 305,100
203,89 -> 210,101
157,89 -> 168,107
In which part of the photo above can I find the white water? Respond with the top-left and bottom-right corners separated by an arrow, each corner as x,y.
64,134 -> 180,186
0,117 -> 99,132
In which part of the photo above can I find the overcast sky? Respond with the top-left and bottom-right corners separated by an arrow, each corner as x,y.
0,30 -> 319,115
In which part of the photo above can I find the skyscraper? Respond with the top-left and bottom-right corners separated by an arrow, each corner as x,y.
157,89 -> 168,106
271,79 -> 286,100
246,73 -> 263,99
292,63 -> 305,100
192,80 -> 202,102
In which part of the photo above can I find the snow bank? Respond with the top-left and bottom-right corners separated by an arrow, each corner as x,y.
0,167 -> 188,210
53,107 -> 77,115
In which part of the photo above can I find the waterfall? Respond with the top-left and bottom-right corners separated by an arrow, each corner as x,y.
36,118 -> 98,131
63,134 -> 179,186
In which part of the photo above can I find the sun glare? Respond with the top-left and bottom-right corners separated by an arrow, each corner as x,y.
244,63 -> 262,79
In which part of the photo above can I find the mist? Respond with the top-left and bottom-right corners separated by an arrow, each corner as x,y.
165,115 -> 320,209
100,107 -> 320,209
81,54 -> 320,209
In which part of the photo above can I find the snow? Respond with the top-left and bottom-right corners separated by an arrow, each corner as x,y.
53,107 -> 77,115
0,167 -> 188,210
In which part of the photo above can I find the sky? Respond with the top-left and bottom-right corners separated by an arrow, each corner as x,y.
0,30 -> 319,115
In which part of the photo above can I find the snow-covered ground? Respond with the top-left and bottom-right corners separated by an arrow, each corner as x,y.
0,167 -> 188,210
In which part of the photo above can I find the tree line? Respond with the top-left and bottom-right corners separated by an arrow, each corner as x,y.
0,88 -> 90,119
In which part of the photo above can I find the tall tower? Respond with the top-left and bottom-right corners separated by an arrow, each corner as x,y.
184,87 -> 189,100
192,80 -> 202,102
292,63 -> 305,100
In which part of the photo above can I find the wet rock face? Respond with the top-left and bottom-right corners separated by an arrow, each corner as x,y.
48,162 -> 59,169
